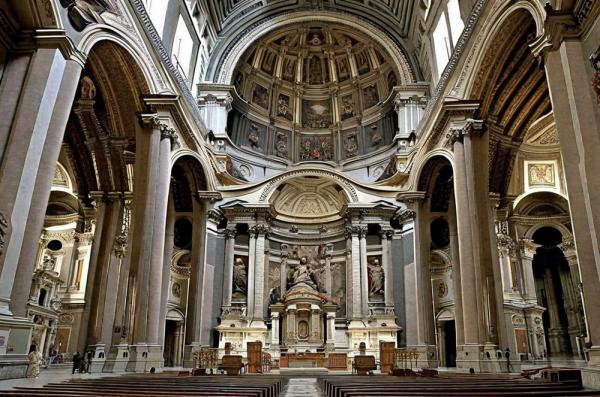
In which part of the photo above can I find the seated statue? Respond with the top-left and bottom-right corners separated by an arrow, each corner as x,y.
289,256 -> 317,290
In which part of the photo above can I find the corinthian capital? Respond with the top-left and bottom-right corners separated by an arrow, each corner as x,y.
446,119 -> 484,146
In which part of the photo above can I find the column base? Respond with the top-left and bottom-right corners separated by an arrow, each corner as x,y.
183,343 -> 201,369
103,344 -> 129,373
86,344 -> 106,373
125,344 -> 162,373
456,344 -> 505,373
0,315 -> 33,379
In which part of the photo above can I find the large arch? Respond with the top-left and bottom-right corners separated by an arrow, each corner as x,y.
207,11 -> 418,85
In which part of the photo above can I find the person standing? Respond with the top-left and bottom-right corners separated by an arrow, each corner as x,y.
504,348 -> 511,373
72,352 -> 81,374
85,350 -> 93,373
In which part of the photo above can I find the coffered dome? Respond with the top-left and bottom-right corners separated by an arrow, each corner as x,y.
227,23 -> 403,164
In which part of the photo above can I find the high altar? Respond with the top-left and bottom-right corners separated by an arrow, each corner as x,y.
216,196 -> 402,364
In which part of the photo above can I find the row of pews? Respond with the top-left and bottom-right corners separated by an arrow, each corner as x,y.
2,374 -> 283,397
319,373 -> 599,396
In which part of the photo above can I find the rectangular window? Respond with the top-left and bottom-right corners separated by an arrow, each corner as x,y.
447,0 -> 465,46
172,15 -> 195,79
433,12 -> 451,78
144,0 -> 169,38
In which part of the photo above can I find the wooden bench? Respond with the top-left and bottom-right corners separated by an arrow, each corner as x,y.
219,355 -> 245,375
318,373 -> 598,397
353,355 -> 376,375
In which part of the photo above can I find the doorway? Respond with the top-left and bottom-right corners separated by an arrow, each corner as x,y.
441,320 -> 457,367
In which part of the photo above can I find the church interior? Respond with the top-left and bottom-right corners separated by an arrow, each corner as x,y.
1,0 -> 600,395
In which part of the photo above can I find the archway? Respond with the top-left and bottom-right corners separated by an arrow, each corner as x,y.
531,226 -> 585,360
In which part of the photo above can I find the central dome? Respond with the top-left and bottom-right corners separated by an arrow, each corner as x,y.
227,23 -> 402,164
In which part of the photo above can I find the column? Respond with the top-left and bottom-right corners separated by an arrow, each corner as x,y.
346,226 -> 362,320
359,226 -> 369,316
84,193 -> 123,348
280,244 -> 289,296
158,198 -> 175,350
450,124 -> 484,349
488,194 -> 508,349
324,244 -> 333,296
449,206 -> 465,347
252,223 -> 268,324
0,48 -> 82,316
541,37 -> 600,365
197,87 -> 233,138
222,227 -> 237,308
246,228 -> 257,320
519,239 -> 541,305
394,85 -> 428,140
271,312 -> 280,346
380,229 -> 394,307
147,122 -> 175,346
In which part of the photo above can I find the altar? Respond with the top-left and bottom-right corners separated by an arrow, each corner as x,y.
279,352 -> 326,368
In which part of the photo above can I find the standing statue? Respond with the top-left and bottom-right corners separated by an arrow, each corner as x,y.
367,258 -> 384,296
26,347 -> 43,378
232,258 -> 248,294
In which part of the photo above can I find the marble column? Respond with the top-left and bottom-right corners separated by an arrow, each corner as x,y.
271,311 -> 280,346
146,123 -> 175,346
450,126 -> 484,349
128,114 -> 161,346
346,226 -> 362,320
280,244 -> 289,296
158,198 -> 175,350
519,239 -> 541,305
84,193 -> 123,348
359,226 -> 369,316
222,227 -> 237,308
449,206 -> 465,347
488,194 -> 508,349
0,49 -> 82,316
541,38 -> 600,366
381,229 -> 394,307
246,229 -> 257,320
252,223 -> 269,324
324,244 -> 333,296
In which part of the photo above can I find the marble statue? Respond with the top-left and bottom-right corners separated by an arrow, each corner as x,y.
233,258 -> 248,294
59,0 -> 117,31
26,348 -> 43,378
367,258 -> 384,296
290,256 -> 317,290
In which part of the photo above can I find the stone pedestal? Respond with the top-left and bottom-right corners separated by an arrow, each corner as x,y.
103,344 -> 129,373
87,344 -> 106,373
126,344 -> 149,373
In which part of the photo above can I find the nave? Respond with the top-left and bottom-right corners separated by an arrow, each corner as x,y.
0,371 -> 598,397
